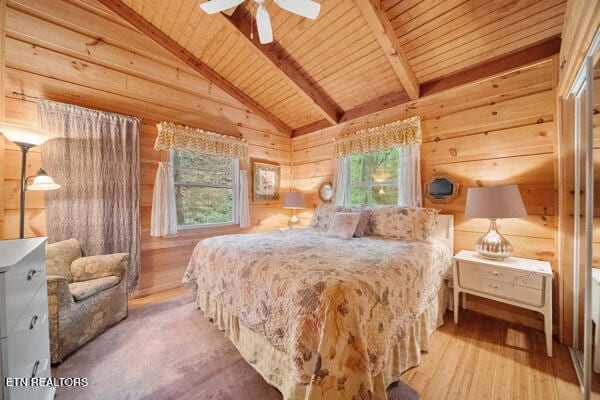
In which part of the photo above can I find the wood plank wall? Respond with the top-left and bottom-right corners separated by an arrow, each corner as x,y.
291,58 -> 560,331
0,0 -> 292,296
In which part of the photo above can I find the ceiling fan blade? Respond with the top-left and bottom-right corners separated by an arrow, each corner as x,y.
199,0 -> 245,14
274,0 -> 320,20
256,4 -> 273,44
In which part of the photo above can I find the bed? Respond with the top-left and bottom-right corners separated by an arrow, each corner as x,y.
183,208 -> 453,400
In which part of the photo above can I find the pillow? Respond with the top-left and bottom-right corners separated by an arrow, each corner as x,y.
326,213 -> 361,240
309,204 -> 351,231
309,204 -> 336,230
46,238 -> 82,282
352,207 -> 372,237
366,207 -> 440,241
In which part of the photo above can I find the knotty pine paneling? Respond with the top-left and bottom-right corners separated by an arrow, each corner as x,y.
291,58 -> 560,331
0,0 -> 291,297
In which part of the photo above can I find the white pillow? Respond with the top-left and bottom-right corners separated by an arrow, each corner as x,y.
326,212 -> 361,240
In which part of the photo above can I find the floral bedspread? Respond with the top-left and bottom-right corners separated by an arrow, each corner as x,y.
183,229 -> 451,399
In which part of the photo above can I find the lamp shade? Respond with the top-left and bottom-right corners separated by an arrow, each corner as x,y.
465,184 -> 527,219
27,169 -> 60,191
283,191 -> 305,209
0,123 -> 55,146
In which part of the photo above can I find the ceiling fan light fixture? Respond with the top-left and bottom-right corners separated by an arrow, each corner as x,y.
198,0 -> 320,45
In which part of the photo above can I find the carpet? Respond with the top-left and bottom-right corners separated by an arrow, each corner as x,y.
54,293 -> 419,400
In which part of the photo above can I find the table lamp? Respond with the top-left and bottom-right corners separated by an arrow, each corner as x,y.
465,184 -> 527,260
0,123 -> 61,238
283,191 -> 305,226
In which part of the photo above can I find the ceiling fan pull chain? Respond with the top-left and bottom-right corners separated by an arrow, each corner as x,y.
250,3 -> 254,40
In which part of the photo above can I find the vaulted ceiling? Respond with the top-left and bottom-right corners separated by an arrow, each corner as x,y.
99,0 -> 566,136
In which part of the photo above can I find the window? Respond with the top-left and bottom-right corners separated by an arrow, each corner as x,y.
348,148 -> 399,206
172,151 -> 238,227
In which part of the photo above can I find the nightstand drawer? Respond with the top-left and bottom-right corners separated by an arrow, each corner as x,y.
459,274 -> 543,306
458,260 -> 544,290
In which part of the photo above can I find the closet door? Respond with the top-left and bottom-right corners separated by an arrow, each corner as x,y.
591,50 -> 600,399
569,32 -> 600,400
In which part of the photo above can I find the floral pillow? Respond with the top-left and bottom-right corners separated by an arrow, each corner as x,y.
309,204 -> 351,231
366,206 -> 440,241
326,213 -> 362,240
309,204 -> 336,230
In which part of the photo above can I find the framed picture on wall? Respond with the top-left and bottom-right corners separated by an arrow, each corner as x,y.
253,162 -> 280,201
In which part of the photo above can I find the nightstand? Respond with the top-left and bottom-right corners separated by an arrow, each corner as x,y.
453,250 -> 553,357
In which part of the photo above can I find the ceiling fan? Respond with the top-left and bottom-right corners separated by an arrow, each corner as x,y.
199,0 -> 321,44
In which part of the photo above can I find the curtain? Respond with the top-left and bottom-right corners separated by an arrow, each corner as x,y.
150,162 -> 177,237
38,100 -> 141,295
238,170 -> 250,228
154,121 -> 248,161
333,116 -> 421,158
397,143 -> 422,207
333,157 -> 350,206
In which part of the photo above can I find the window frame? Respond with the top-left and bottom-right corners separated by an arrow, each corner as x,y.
171,150 -> 239,229
345,149 -> 401,206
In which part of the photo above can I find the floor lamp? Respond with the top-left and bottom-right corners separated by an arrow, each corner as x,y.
0,124 -> 61,239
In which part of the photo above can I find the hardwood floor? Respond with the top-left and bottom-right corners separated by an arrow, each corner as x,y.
130,287 -> 596,399
402,309 -> 597,400
128,286 -> 188,310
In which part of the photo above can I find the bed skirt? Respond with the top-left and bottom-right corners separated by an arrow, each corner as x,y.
195,284 -> 448,400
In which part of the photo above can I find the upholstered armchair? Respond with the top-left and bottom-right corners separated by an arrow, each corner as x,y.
45,238 -> 128,363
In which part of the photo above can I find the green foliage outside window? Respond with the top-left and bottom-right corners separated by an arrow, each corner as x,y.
349,148 -> 399,206
173,152 -> 236,226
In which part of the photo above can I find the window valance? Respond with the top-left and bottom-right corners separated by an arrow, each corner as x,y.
333,116 -> 421,158
154,121 -> 249,161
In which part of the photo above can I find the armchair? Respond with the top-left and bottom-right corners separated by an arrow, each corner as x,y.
45,238 -> 128,363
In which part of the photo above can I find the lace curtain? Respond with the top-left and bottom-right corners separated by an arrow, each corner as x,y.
333,116 -> 421,158
154,121 -> 249,161
38,100 -> 141,294
150,162 -> 177,237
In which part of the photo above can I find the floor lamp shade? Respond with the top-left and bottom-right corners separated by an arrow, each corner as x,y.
0,123 -> 55,146
465,184 -> 527,260
283,192 -> 305,226
0,124 -> 58,238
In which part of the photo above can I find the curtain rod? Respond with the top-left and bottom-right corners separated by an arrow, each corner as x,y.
12,91 -> 39,100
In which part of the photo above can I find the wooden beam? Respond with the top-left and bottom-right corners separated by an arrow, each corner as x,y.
292,119 -> 332,137
355,0 -> 420,100
339,91 -> 409,124
292,38 -> 561,138
420,36 -> 561,97
225,7 -> 339,125
97,0 -> 292,136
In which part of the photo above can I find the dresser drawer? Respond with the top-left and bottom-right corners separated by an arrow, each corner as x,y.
1,285 -> 52,400
458,260 -> 544,290
459,273 -> 544,307
0,244 -> 46,339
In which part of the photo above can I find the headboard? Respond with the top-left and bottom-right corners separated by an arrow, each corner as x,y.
431,214 -> 454,254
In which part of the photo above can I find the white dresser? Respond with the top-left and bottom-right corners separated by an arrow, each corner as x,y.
0,238 -> 55,400
453,250 -> 553,357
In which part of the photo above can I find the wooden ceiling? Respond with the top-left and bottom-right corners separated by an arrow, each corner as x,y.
99,0 -> 566,136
